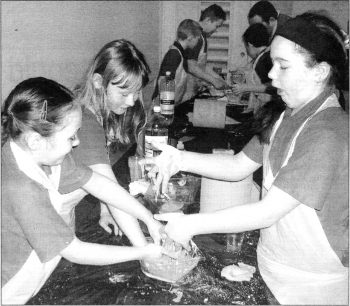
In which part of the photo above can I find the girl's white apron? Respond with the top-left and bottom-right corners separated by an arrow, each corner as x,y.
258,94 -> 348,304
245,47 -> 273,113
2,142 -> 65,305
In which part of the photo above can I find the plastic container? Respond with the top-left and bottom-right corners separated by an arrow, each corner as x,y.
143,174 -> 201,213
144,106 -> 168,162
128,155 -> 143,182
140,237 -> 201,283
159,71 -> 175,125
226,232 -> 245,252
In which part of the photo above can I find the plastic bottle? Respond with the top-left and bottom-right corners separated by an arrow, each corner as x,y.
144,106 -> 169,169
159,71 -> 175,125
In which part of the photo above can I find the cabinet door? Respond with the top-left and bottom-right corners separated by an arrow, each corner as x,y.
159,1 -> 253,77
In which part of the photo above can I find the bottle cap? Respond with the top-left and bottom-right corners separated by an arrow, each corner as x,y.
177,141 -> 185,150
153,105 -> 161,112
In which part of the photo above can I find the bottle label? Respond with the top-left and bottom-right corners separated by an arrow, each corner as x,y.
160,91 -> 174,115
144,135 -> 168,158
160,91 -> 174,101
160,103 -> 174,115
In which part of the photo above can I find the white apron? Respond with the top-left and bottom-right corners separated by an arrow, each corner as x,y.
182,34 -> 207,102
168,44 -> 188,106
60,188 -> 88,231
2,142 -> 64,305
258,94 -> 348,305
245,47 -> 274,113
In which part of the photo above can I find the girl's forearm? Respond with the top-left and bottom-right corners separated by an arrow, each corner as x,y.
184,186 -> 300,237
183,151 -> 260,181
108,205 -> 147,246
82,172 -> 154,225
61,237 -> 148,265
184,202 -> 268,237
89,164 -> 147,245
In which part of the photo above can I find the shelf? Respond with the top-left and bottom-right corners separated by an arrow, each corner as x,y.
207,55 -> 229,62
208,43 -> 229,50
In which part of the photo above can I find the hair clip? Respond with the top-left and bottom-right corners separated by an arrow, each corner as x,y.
40,100 -> 48,121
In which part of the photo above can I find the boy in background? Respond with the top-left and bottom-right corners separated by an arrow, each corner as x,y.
183,4 -> 229,101
231,23 -> 277,113
248,0 -> 291,43
153,19 -> 202,106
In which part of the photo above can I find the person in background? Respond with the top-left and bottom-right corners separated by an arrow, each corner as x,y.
248,0 -> 291,43
1,77 -> 168,304
64,39 -> 151,242
152,19 -> 202,106
182,4 -> 229,101
144,11 -> 349,305
231,23 -> 277,113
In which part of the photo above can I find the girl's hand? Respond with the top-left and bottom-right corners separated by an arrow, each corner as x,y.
141,243 -> 177,261
145,218 -> 165,245
154,212 -> 192,251
99,210 -> 123,236
139,143 -> 185,195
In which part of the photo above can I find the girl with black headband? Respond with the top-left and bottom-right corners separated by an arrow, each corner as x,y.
142,11 -> 349,305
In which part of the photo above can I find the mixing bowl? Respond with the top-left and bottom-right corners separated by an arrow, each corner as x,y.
140,238 -> 202,283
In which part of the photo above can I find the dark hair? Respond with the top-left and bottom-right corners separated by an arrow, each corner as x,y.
243,23 -> 270,47
278,11 -> 348,88
2,77 -> 78,146
248,1 -> 278,23
74,39 -> 151,150
238,98 -> 286,145
200,4 -> 226,22
177,19 -> 202,40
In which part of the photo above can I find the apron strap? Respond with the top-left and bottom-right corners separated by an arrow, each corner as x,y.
259,93 -> 347,304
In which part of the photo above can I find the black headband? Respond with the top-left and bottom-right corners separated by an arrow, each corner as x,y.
275,17 -> 329,60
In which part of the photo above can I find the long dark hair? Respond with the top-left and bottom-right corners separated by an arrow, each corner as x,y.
239,98 -> 286,145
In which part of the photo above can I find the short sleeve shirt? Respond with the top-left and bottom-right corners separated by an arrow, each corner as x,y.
243,91 -> 349,257
72,108 -> 110,166
159,41 -> 188,78
153,42 -> 188,100
255,50 -> 273,84
1,141 -> 92,285
183,33 -> 207,61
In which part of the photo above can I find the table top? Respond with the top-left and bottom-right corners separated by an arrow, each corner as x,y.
27,202 -> 274,305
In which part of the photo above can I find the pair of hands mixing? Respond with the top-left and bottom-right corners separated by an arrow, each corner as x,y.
140,143 -> 194,250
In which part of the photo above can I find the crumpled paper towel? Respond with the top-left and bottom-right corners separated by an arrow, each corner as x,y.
221,262 -> 256,282
129,179 -> 150,196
